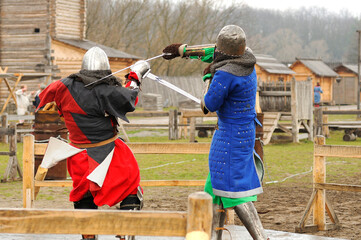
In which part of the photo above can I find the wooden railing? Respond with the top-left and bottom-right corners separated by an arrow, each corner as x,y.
296,135 -> 361,233
0,191 -> 212,239
22,134 -> 211,208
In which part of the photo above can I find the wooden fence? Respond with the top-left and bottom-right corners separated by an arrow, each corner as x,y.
296,135 -> 361,233
22,134 -> 211,208
0,191 -> 212,239
314,108 -> 361,140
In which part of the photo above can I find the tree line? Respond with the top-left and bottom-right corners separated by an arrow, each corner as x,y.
86,0 -> 361,76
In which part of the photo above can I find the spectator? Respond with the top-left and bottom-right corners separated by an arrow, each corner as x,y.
314,82 -> 323,107
15,84 -> 31,123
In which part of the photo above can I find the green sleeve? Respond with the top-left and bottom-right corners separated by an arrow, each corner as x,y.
184,47 -> 215,63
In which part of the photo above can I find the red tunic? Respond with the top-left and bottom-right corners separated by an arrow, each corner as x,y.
39,76 -> 140,206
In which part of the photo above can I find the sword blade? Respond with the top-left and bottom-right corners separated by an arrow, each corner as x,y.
84,53 -> 168,88
146,73 -> 201,104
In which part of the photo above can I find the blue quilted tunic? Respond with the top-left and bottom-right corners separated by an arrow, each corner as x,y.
204,68 -> 263,198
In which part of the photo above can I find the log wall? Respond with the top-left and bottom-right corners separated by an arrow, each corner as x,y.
50,0 -> 86,40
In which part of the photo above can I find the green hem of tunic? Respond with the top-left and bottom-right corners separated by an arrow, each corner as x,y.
204,173 -> 257,209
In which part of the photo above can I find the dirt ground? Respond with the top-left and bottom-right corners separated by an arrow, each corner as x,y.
1,178 -> 360,240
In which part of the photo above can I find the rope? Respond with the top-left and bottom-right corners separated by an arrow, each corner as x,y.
140,158 -> 197,170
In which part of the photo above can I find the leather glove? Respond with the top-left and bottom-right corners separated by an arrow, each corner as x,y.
162,43 -> 184,60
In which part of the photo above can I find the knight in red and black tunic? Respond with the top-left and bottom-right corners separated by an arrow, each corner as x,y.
38,47 -> 143,211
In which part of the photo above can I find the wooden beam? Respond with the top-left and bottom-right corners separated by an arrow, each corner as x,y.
314,183 -> 361,192
0,208 -> 187,236
34,142 -> 211,155
34,180 -> 206,188
182,109 -> 217,118
314,145 -> 361,158
322,110 -> 361,115
141,180 -> 205,187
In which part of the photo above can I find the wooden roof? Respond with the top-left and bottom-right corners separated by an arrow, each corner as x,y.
255,54 -> 295,75
54,38 -> 140,59
334,63 -> 358,74
293,58 -> 338,77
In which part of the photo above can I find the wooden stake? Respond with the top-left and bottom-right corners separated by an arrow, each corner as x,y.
22,135 -> 35,208
186,192 -> 212,240
313,136 -> 326,230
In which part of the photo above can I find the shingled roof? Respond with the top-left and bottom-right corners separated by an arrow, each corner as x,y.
55,38 -> 140,59
334,63 -> 358,74
255,54 -> 295,75
295,58 -> 338,77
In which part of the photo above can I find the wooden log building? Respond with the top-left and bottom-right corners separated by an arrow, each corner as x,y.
255,54 -> 295,82
0,0 -> 139,113
333,63 -> 359,105
290,58 -> 338,104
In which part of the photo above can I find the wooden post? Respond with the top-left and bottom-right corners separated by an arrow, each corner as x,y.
1,113 -> 8,143
2,122 -> 22,182
189,117 -> 196,142
22,134 -> 35,208
314,107 -> 323,136
313,136 -> 326,230
308,77 -> 314,141
291,77 -> 299,143
186,192 -> 212,240
322,114 -> 329,138
168,109 -> 178,140
174,109 -> 178,140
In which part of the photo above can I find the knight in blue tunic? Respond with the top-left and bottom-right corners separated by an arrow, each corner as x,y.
162,25 -> 268,240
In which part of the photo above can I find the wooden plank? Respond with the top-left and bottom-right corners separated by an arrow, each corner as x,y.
123,124 -> 168,128
322,110 -> 361,115
0,128 -> 15,135
314,183 -> 361,192
36,142 -> 210,155
141,180 -> 205,187
0,208 -> 187,237
314,145 -> 361,158
34,180 -> 206,188
297,189 -> 317,229
182,109 -> 217,118
259,91 -> 291,96
127,111 -> 171,117
325,196 -> 340,226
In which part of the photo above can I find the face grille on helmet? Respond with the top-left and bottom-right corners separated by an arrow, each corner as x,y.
81,46 -> 110,71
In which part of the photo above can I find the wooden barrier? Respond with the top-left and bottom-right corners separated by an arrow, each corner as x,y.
0,122 -> 22,182
179,109 -> 217,142
295,135 -> 361,233
314,108 -> 361,140
1,114 -> 35,143
22,134 -> 211,208
0,191 -> 212,239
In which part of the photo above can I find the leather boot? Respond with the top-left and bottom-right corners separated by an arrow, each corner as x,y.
211,203 -> 227,240
234,202 -> 268,240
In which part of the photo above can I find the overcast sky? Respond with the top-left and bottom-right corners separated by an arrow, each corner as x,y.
236,0 -> 361,17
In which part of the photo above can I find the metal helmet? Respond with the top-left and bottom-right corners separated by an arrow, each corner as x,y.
130,60 -> 150,79
216,25 -> 246,56
81,46 -> 110,71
